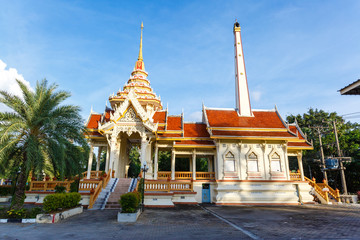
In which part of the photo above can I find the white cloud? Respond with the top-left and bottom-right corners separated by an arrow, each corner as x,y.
187,111 -> 202,122
0,59 -> 31,97
251,90 -> 262,102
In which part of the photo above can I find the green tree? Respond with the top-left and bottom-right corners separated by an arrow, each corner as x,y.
287,108 -> 360,193
0,79 -> 88,209
128,146 -> 140,177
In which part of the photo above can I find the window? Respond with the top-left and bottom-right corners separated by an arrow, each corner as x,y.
271,153 -> 281,172
224,152 -> 235,172
247,152 -> 259,172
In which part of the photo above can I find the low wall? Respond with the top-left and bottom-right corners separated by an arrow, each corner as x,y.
36,206 -> 83,223
25,192 -> 91,207
214,181 -> 314,205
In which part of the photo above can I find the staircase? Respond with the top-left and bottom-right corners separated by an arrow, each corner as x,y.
89,178 -> 118,210
305,176 -> 341,204
105,178 -> 132,209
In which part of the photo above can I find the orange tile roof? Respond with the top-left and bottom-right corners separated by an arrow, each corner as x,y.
153,111 -> 166,123
174,140 -> 215,146
288,142 -> 312,147
104,109 -> 114,122
167,116 -> 182,130
183,123 -> 210,137
157,133 -> 182,138
206,109 -> 286,128
86,114 -> 101,129
289,125 -> 305,140
211,130 -> 296,138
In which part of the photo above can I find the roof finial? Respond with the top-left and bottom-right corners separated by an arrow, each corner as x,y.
138,22 -> 144,61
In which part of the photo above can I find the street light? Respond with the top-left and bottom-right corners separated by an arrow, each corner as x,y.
141,162 -> 149,211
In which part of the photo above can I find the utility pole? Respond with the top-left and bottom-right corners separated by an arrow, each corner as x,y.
333,120 -> 348,195
316,128 -> 328,183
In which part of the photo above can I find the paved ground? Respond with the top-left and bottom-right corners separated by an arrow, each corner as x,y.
0,204 -> 359,240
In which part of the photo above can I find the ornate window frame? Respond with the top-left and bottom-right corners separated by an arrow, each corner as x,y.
222,145 -> 239,177
245,146 -> 262,179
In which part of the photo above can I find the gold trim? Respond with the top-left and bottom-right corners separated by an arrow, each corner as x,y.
209,127 -> 288,132
174,145 -> 215,149
288,146 -> 313,150
156,137 -> 212,141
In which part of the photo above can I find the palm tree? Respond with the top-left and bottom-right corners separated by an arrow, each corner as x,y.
0,79 -> 88,209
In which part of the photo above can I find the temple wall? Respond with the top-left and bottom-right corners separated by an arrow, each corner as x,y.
215,141 -> 289,181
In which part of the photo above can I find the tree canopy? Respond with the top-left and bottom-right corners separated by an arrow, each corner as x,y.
0,79 -> 88,209
287,108 -> 360,193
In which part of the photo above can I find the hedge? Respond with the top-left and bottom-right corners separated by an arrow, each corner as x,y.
0,186 -> 11,196
43,192 -> 81,213
119,192 -> 140,213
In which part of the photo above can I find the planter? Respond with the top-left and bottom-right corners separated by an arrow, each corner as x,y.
36,206 -> 83,223
0,196 -> 11,203
117,209 -> 141,223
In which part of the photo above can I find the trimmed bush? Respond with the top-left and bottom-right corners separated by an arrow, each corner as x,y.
0,186 -> 11,196
119,192 -> 140,213
55,185 -> 66,193
43,192 -> 81,213
70,178 -> 79,192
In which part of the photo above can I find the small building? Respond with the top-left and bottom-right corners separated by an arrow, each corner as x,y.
84,22 -> 314,206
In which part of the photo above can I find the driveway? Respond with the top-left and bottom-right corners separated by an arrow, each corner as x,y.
0,204 -> 359,239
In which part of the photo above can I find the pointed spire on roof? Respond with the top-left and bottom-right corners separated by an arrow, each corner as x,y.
138,22 -> 144,61
134,22 -> 145,71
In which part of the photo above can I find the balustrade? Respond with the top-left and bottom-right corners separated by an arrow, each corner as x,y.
290,170 -> 302,181
144,181 -> 193,192
157,171 -> 215,180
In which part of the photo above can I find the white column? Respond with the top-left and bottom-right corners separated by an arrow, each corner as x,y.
109,133 -> 118,177
192,150 -> 196,180
283,144 -> 290,180
96,147 -> 102,171
297,152 -> 305,181
208,157 -> 213,172
113,139 -> 121,178
140,136 -> 148,167
262,143 -> 269,180
154,143 -> 158,180
105,145 -> 110,172
87,144 -> 94,179
171,148 -> 176,180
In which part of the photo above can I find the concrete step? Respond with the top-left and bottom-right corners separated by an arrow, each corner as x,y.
105,178 -> 132,209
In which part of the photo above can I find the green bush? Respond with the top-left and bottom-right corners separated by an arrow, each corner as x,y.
26,207 -> 43,218
55,185 -> 66,193
7,208 -> 26,219
119,192 -> 140,213
70,178 -> 79,192
43,192 -> 81,213
0,186 -> 11,196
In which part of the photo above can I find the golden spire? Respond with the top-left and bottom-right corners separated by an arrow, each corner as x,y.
138,22 -> 144,61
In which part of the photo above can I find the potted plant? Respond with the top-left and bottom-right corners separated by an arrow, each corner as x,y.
117,192 -> 141,222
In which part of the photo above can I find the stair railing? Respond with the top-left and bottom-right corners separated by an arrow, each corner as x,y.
304,176 -> 329,203
317,179 -> 341,202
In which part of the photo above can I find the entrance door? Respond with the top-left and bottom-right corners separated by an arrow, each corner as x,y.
202,184 -> 211,203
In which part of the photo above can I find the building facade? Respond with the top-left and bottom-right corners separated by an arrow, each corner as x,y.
85,22 -> 314,205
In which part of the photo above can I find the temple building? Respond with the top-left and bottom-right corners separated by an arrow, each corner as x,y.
85,22 -> 315,206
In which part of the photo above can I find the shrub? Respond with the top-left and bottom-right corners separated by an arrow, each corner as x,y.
70,179 -> 79,192
7,209 -> 26,219
26,207 -> 43,218
55,185 -> 66,193
0,186 -> 11,196
43,192 -> 81,213
119,192 -> 140,213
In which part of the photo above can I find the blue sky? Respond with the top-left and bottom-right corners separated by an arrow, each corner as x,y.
1,0 -> 360,122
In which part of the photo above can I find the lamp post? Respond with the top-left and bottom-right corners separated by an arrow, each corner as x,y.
141,162 -> 148,211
